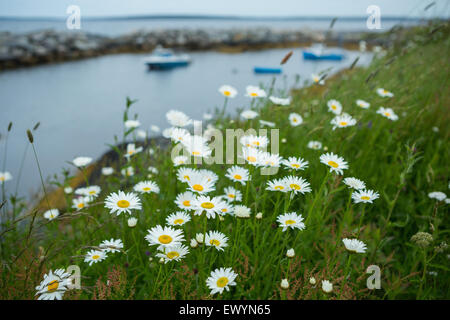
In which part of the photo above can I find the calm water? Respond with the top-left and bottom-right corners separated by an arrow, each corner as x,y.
0,47 -> 373,198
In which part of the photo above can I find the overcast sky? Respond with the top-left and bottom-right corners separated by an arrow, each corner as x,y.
0,0 -> 449,18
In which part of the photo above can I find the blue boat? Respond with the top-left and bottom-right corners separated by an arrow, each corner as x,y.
143,46 -> 191,70
253,67 -> 282,74
302,43 -> 345,61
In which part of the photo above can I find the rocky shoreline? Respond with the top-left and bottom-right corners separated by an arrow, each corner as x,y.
0,28 -> 388,70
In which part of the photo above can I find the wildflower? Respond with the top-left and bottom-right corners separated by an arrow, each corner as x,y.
72,196 -> 90,210
190,238 -> 198,248
356,99 -> 370,109
240,135 -> 269,149
99,238 -> 124,253
277,212 -> 305,231
343,177 -> 366,190
260,152 -> 283,168
322,280 -> 333,293
124,120 -> 141,129
150,125 -> 160,133
148,166 -> 159,174
166,110 -> 192,127
342,238 -> 367,253
0,171 -> 12,183
352,189 -> 380,204
166,211 -> 191,226
266,178 -> 288,192
282,176 -> 312,195
43,209 -> 59,221
377,107 -> 398,121
280,279 -> 290,289
269,96 -> 291,106
241,110 -> 259,120
286,248 -> 295,258
223,186 -> 242,202
127,217 -> 138,227
134,181 -> 160,194
136,129 -> 147,139
234,205 -> 251,218
428,191 -> 447,201
205,231 -> 229,251
173,156 -> 188,166
145,225 -> 185,249
64,186 -> 73,194
307,140 -> 322,150
156,244 -> 189,263
256,212 -> 263,219
206,267 -> 238,295
186,172 -> 216,194
192,195 -> 226,219
72,156 -> 92,167
259,119 -> 276,128
198,169 -> 219,184
376,88 -> 394,97
330,113 -> 357,130
35,269 -> 71,300
219,85 -> 238,98
327,99 -> 342,115
411,232 -> 433,248
170,127 -> 191,144
242,147 -> 265,166
182,135 -> 212,158
309,277 -> 316,285
196,233 -> 204,244
245,85 -> 266,98
289,113 -> 303,126
226,166 -> 250,185
312,73 -> 324,85
84,250 -> 107,266
320,152 -> 349,175
175,191 -> 196,211
282,156 -> 309,171
75,185 -> 101,200
101,167 -> 114,175
104,191 -> 142,215
124,143 -> 143,159
121,166 -> 134,177
176,167 -> 197,183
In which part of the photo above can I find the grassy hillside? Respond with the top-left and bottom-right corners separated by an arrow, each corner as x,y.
0,21 -> 449,300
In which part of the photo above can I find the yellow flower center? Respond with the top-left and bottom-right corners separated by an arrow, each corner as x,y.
384,112 -> 391,117
340,122 -> 348,126
253,141 -> 260,146
158,235 -> 173,244
290,184 -> 301,190
166,251 -> 179,259
183,175 -> 190,181
210,239 -> 221,246
331,105 -> 337,110
142,187 -> 151,192
234,174 -> 242,180
285,219 -> 296,225
0,177 -> 4,181
182,200 -> 191,207
361,196 -> 371,200
223,90 -> 231,96
293,118 -> 298,122
292,164 -> 300,168
192,151 -> 201,156
216,277 -> 229,288
327,160 -> 339,168
247,156 -> 256,162
92,254 -> 100,260
221,208 -> 228,212
117,200 -> 130,208
193,184 -> 204,192
201,202 -> 214,209
47,280 -> 59,293
250,92 -> 258,97
173,219 -> 184,225
228,194 -> 235,198
77,203 -> 84,209
89,190 -> 96,195
274,185 -> 284,190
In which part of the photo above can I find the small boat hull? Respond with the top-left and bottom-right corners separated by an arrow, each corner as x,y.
303,51 -> 344,61
146,61 -> 190,70
253,67 -> 282,74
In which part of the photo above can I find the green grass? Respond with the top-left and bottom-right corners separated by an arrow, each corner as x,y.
0,22 -> 449,300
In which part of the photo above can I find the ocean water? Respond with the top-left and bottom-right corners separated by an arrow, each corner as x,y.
0,45 -> 373,199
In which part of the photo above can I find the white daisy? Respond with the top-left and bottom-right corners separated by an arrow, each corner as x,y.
376,88 -> 394,97
223,186 -> 242,202
99,238 -> 124,253
352,189 -> 380,204
72,196 -> 90,210
240,110 -> 259,120
307,140 -> 322,150
173,156 -> 189,166
166,211 -> 191,226
342,238 -> 367,253
205,231 -> 229,251
170,127 -> 191,144
198,169 -> 219,184
75,185 -> 101,200
320,152 -> 349,175
101,167 -> 114,175
282,156 -> 309,171
245,85 -> 267,98
166,110 -> 192,127
0,171 -> 12,183
283,176 -> 312,195
156,244 -> 190,263
327,99 -> 342,115
35,269 -> 70,300
289,113 -> 303,126
206,267 -> 238,295
182,135 -> 212,158
377,107 -> 399,121
259,119 -> 276,127
219,202 -> 234,215
121,166 -> 135,177
124,143 -> 143,159
322,280 -> 333,293
356,99 -> 370,109
124,120 -> 141,129
134,181 -> 160,194
186,172 -> 216,194
330,113 -> 357,130
84,249 -> 107,266
428,191 -> 447,201
343,177 -> 366,190
269,96 -> 291,106
240,135 -> 269,149
104,191 -> 142,215
225,166 -> 250,185
176,167 -> 197,183
241,147 -> 265,167
145,225 -> 185,249
277,212 -> 305,231
234,205 -> 251,218
266,178 -> 288,192
73,156 -> 92,167
175,191 -> 196,211
312,73 -> 325,85
260,152 -> 283,168
43,209 -> 59,221
192,195 -> 226,219
219,85 -> 238,98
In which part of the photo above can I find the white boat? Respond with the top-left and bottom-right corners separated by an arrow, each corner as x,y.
143,46 -> 191,70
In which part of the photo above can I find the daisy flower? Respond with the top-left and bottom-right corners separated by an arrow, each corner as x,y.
356,99 -> 370,109
166,110 -> 192,127
99,238 -> 124,253
234,205 -> 251,218
245,85 -> 267,98
102,167 -> 114,175
173,156 -> 189,166
266,178 -> 288,192
327,99 -> 342,115
283,176 -> 312,195
170,127 -> 191,144
175,191 -> 196,211
428,191 -> 446,201
192,195 -> 226,219
166,211 -> 191,226
186,172 -> 216,194
307,140 -> 322,150
182,135 -> 212,158
240,110 -> 259,120
322,280 -> 333,293
156,244 -> 190,263
124,120 -> 141,129
269,96 -> 291,106
376,88 -> 394,97
312,73 -> 324,85
145,225 -> 185,249
219,85 -> 238,98
72,156 -> 92,167
176,167 -> 197,183
205,231 -> 229,251
128,217 -> 138,227
289,113 -> 303,126
282,156 -> 309,171
342,238 -> 367,253
260,152 -> 283,168
134,180 -> 160,194
219,202 -> 234,215
241,147 -> 265,166
124,143 -> 143,159
0,171 -> 12,183
343,177 -> 366,190
330,113 -> 357,130
352,189 -> 380,204
72,196 -> 90,210
43,209 -> 59,221
148,166 -> 159,174
35,269 -> 71,300
320,152 -> 349,175
259,119 -> 276,128
277,212 -> 305,231
150,125 -> 160,133
240,135 -> 269,149
198,169 -> 219,184
377,107 -> 398,121
75,185 -> 101,200
281,279 -> 289,289
104,191 -> 142,215
206,267 -> 238,295
225,166 -> 250,185
223,186 -> 242,202
84,249 -> 107,266
121,166 -> 134,177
